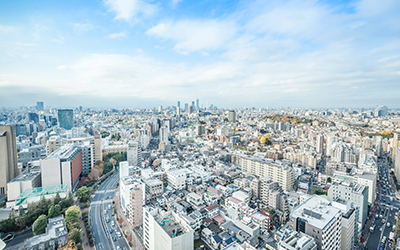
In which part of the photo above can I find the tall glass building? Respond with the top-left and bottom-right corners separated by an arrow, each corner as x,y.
58,109 -> 73,130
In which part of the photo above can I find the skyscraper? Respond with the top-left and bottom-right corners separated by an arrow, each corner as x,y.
184,103 -> 188,111
177,101 -> 180,109
28,113 -> 39,123
58,109 -> 74,130
0,125 -> 18,195
196,99 -> 199,109
36,101 -> 44,111
191,101 -> 195,109
316,135 -> 323,154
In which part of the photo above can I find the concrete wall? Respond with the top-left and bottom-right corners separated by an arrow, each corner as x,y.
41,158 -> 61,188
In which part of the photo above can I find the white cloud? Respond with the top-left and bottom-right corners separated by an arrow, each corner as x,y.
171,0 -> 182,6
72,23 -> 95,32
146,19 -> 236,53
108,32 -> 128,39
103,0 -> 158,22
57,65 -> 67,70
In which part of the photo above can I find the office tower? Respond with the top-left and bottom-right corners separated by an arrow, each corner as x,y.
196,99 -> 199,109
373,135 -> 383,157
28,112 -> 39,123
177,107 -> 181,118
36,101 -> 44,111
289,195 -> 342,250
177,101 -> 180,109
127,140 -> 142,168
0,125 -> 18,195
143,207 -> 194,250
158,105 -> 163,112
326,135 -> 338,156
188,105 -> 194,114
327,182 -> 368,226
40,144 -> 82,191
129,179 -> 143,228
191,101 -> 195,109
374,105 -> 388,117
58,109 -> 73,130
184,103 -> 188,111
228,110 -> 236,122
14,124 -> 27,136
316,135 -> 323,154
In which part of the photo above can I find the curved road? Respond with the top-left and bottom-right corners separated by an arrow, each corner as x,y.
90,172 -> 129,250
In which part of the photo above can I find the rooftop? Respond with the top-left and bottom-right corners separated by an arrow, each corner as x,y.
9,170 -> 41,183
291,195 -> 341,230
24,215 -> 68,247
45,144 -> 80,161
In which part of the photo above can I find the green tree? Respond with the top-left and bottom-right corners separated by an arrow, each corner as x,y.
70,228 -> 82,244
32,214 -> 47,235
54,192 -> 61,205
66,192 -> 74,206
65,205 -> 81,231
38,196 -> 49,211
76,186 -> 93,203
54,204 -> 61,217
75,243 -> 83,250
327,177 -> 332,183
18,206 -> 25,217
48,205 -> 56,218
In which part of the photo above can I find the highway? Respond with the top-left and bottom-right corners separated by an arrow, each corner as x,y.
364,157 -> 399,250
90,172 -> 130,250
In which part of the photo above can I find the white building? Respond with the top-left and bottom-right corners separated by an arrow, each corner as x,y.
167,168 -> 186,190
277,229 -> 317,250
289,195 -> 342,250
143,207 -> 194,250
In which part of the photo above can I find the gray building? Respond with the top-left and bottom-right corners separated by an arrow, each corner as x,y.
80,143 -> 94,176
18,145 -> 46,169
28,113 -> 39,123
327,182 -> 368,226
22,215 -> 68,250
228,110 -> 236,122
0,125 -> 18,196
36,101 -> 44,111
57,109 -> 73,130
278,229 -> 317,250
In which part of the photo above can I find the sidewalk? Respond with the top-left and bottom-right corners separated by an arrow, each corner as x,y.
113,187 -> 144,250
77,202 -> 95,250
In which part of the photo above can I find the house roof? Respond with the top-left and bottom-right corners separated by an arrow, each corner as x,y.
205,204 -> 219,211
212,234 -> 222,244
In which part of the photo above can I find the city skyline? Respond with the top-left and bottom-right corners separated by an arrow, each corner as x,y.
1,0 -> 400,108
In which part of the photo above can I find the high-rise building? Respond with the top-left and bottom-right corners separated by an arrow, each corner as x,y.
233,155 -> 294,191
177,107 -> 181,118
177,101 -> 180,109
143,207 -> 194,250
40,144 -> 82,191
129,179 -> 143,228
195,125 -> 205,135
196,99 -> 199,109
327,182 -> 368,226
0,125 -> 18,195
228,110 -> 236,122
188,105 -> 194,113
127,140 -> 142,168
374,105 -> 388,117
58,109 -> 73,130
28,113 -> 39,123
277,229 -> 317,250
191,101 -> 195,109
289,195 -> 342,250
158,105 -> 163,112
47,135 -> 102,163
316,135 -> 323,154
36,101 -> 44,111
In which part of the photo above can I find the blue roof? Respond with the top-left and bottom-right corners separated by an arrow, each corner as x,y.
228,225 -> 241,234
212,234 -> 222,243
224,236 -> 236,245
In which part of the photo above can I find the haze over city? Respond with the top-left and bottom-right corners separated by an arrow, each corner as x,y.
1,0 -> 400,108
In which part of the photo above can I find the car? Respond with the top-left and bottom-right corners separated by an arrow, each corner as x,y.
106,217 -> 110,223
111,221 -> 115,226
104,210 -> 107,214
387,223 -> 391,227
113,236 -> 117,241
109,228 -> 113,234
106,196 -> 109,199
116,247 -> 120,250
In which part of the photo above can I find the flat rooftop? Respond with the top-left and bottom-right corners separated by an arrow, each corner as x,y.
154,213 -> 188,238
45,144 -> 80,161
9,170 -> 40,183
291,195 -> 341,230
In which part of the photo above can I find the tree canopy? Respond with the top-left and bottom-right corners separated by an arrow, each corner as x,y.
32,214 -> 47,235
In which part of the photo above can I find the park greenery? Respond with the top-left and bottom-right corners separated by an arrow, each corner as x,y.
0,192 -> 74,233
75,186 -> 93,203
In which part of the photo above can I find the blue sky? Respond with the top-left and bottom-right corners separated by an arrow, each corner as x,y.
0,0 -> 400,108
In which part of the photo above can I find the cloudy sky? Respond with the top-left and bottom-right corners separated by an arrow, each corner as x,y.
0,0 -> 400,109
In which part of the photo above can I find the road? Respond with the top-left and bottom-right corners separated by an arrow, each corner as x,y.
364,157 -> 399,250
90,172 -> 130,250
